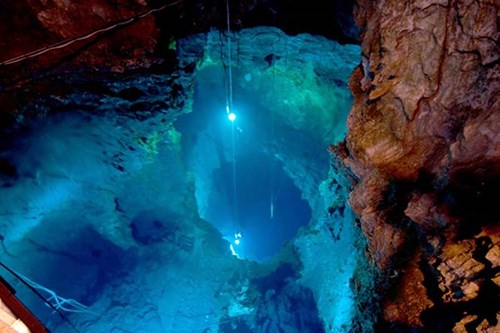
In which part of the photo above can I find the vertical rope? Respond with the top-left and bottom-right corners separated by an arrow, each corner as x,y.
225,0 -> 233,114
225,0 -> 239,233
219,31 -> 230,115
269,40 -> 277,220
231,122 -> 238,232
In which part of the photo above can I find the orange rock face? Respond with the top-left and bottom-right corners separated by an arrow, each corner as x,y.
382,252 -> 434,327
340,0 -> 499,330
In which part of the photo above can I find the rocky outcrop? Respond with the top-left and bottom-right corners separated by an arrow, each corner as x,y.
0,0 -> 358,88
338,0 -> 499,330
0,0 -> 160,85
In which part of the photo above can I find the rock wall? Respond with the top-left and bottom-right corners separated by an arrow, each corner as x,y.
337,0 -> 499,331
0,0 -> 358,87
0,0 -> 160,84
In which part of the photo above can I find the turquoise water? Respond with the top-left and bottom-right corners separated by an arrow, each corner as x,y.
0,28 -> 361,332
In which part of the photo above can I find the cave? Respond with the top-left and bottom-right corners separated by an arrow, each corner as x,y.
174,31 -> 357,262
0,1 -> 498,333
175,58 -> 315,262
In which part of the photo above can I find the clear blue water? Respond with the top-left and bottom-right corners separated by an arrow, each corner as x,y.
0,28 -> 361,332
175,66 -> 312,262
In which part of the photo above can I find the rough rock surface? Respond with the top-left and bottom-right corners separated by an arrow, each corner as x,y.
175,28 -> 362,331
0,25 -> 361,332
0,0 -> 358,87
1,0 -> 498,331
0,0 -> 160,84
0,64 -> 326,332
336,0 -> 499,330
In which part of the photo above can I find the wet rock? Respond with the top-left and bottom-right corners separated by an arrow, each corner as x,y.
346,0 -> 499,186
348,171 -> 406,270
404,193 -> 455,232
437,241 -> 485,302
342,0 -> 499,329
453,315 -> 480,333
382,253 -> 433,327
485,235 -> 500,269
0,0 -> 359,86
0,0 -> 159,84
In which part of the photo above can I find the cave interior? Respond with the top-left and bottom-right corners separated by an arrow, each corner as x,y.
0,1 -> 498,333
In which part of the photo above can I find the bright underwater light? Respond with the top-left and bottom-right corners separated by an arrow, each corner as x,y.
228,112 -> 236,122
230,232 -> 243,258
231,232 -> 242,253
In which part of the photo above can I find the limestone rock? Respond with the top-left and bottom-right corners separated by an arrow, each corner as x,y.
0,0 -> 159,83
0,0 -> 360,86
485,234 -> 500,268
343,0 -> 499,329
404,193 -> 456,232
438,241 -> 485,302
382,253 -> 433,327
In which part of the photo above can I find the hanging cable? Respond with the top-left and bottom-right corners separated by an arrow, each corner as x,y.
219,31 -> 230,116
269,67 -> 276,220
225,0 -> 234,115
0,0 -> 184,66
0,261 -> 84,333
269,36 -> 279,220
231,120 -> 238,233
223,0 -> 240,237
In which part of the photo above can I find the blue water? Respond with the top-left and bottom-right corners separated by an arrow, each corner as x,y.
0,27 -> 361,333
175,66 -> 312,262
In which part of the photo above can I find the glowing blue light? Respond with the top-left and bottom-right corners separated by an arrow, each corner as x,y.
234,239 -> 240,245
228,112 -> 236,122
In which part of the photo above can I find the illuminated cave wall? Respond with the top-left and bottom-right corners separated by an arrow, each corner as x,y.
0,27 -> 362,333
2,0 -> 493,332
175,28 -> 359,261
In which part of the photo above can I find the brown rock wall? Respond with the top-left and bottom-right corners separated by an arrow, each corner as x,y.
0,0 -> 159,86
0,0 -> 159,82
0,0 -> 360,87
340,0 -> 499,330
382,252 -> 434,327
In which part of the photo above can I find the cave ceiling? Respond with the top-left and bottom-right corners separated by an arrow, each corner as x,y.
0,0 -> 358,88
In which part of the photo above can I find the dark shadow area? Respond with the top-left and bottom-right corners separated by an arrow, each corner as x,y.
242,0 -> 359,44
151,0 -> 359,47
374,321 -> 424,333
247,263 -> 325,332
217,263 -> 325,332
130,210 -> 181,245
447,166 -> 500,239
